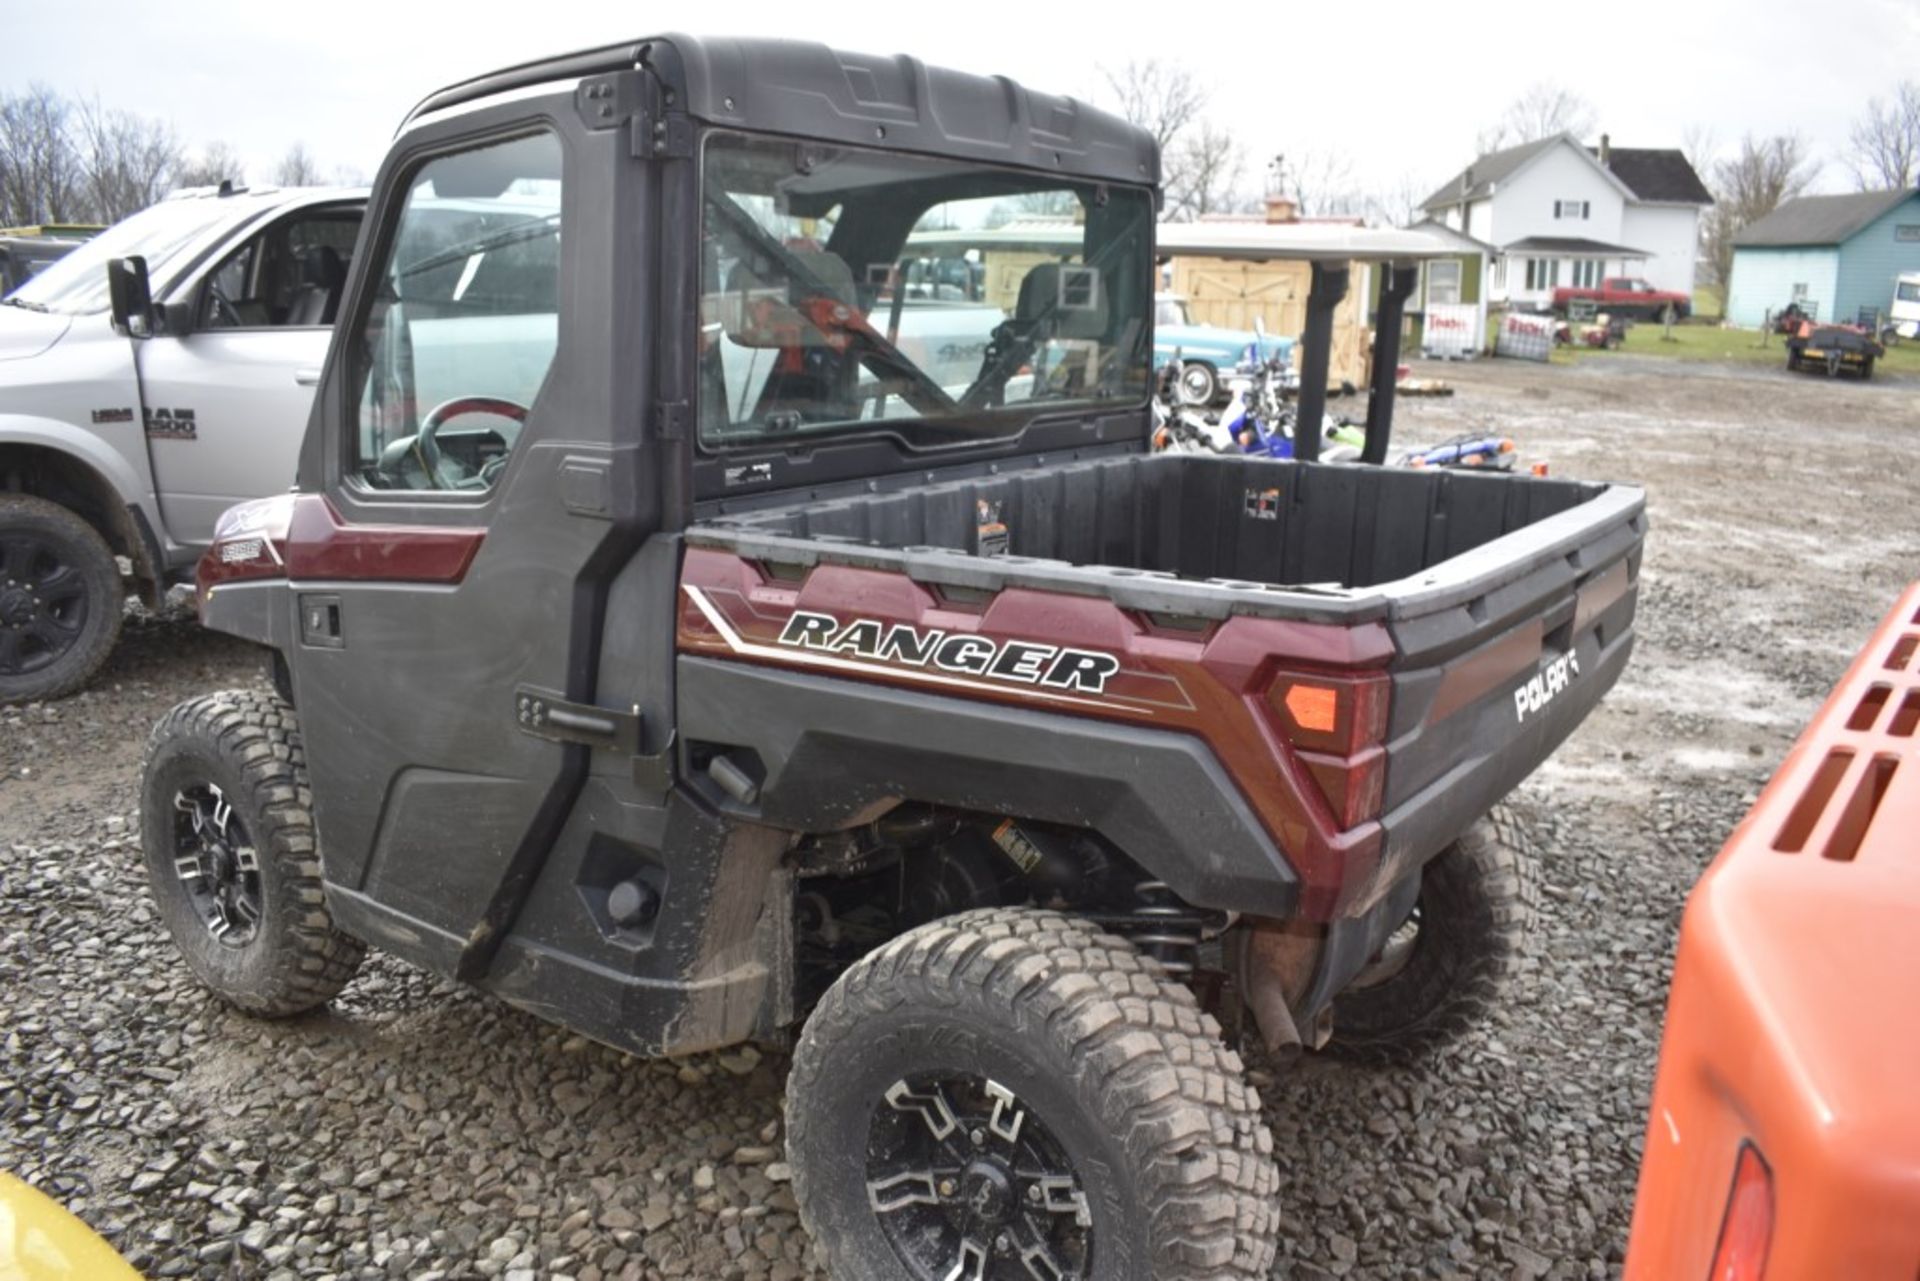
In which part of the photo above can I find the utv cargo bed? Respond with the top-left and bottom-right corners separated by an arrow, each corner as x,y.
682,452 -> 1644,921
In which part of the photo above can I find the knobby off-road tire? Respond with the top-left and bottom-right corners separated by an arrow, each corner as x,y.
0,493 -> 123,705
786,907 -> 1280,1281
1324,810 -> 1538,1067
140,689 -> 364,1016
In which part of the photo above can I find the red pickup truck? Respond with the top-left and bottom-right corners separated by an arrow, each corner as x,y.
1552,277 -> 1690,320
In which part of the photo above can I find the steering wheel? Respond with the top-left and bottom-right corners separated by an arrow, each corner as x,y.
205,282 -> 244,328
412,396 -> 529,490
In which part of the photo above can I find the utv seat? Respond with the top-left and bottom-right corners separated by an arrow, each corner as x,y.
286,247 -> 346,326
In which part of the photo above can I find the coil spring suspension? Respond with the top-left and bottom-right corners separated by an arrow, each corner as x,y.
1118,880 -> 1213,977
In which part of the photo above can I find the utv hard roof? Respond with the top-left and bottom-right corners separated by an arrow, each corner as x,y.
403,34 -> 1157,188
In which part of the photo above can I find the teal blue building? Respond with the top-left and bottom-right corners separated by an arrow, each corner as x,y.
1726,188 -> 1920,329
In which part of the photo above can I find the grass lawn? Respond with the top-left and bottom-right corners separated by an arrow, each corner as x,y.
1550,320 -> 1920,378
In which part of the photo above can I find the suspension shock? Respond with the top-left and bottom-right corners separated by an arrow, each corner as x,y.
1119,880 -> 1210,977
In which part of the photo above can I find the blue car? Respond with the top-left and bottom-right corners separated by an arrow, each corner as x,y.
1154,294 -> 1296,405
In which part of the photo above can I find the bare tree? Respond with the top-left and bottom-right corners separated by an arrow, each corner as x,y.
176,140 -> 246,189
1097,59 -> 1208,153
1281,148 -> 1364,219
1165,123 -> 1245,219
273,142 -> 322,187
1475,83 -> 1598,154
1701,133 -> 1818,286
73,97 -> 181,222
1680,123 -> 1720,181
1363,172 -> 1428,229
1847,80 -> 1920,190
0,85 -> 83,225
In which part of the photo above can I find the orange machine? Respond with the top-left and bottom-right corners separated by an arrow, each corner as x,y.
1623,583 -> 1920,1280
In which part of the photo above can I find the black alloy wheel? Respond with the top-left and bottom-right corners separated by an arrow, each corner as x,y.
0,527 -> 89,676
169,782 -> 265,946
0,494 -> 123,704
864,1072 -> 1090,1281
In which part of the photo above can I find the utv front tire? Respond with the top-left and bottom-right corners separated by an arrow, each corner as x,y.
786,907 -> 1279,1281
141,689 -> 364,1016
1323,812 -> 1537,1066
0,494 -> 123,705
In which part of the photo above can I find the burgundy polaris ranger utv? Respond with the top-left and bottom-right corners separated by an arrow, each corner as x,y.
139,35 -> 1642,1280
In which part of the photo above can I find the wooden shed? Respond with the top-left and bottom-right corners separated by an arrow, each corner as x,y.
1155,222 -> 1471,390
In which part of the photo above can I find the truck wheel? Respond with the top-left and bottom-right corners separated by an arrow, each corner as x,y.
787,907 -> 1279,1281
1322,813 -> 1537,1067
1786,348 -> 1802,371
0,494 -> 123,705
1860,356 -> 1876,381
140,689 -> 365,1017
1178,361 -> 1219,407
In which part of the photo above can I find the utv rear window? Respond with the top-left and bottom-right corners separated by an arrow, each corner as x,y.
697,132 -> 1154,452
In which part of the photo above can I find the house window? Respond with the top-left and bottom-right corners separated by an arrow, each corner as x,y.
1427,259 -> 1462,306
1790,282 -> 1809,301
1554,200 -> 1590,220
1492,257 -> 1507,290
1525,258 -> 1558,291
1896,224 -> 1920,242
1570,260 -> 1602,288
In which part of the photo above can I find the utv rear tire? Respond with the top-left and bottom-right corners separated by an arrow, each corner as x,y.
1323,812 -> 1536,1066
141,689 -> 364,1017
0,494 -> 123,705
786,907 -> 1280,1281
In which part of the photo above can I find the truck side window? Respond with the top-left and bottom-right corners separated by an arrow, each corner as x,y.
200,210 -> 361,330
347,131 -> 563,493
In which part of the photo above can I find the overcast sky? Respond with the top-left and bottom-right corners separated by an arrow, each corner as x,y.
12,0 -> 1918,204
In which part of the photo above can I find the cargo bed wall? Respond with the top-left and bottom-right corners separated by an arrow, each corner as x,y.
700,454 -> 1605,592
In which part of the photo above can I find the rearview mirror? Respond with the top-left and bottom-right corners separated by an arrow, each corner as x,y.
107,256 -> 154,338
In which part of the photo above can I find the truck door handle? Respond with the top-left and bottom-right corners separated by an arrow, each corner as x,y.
294,368 -> 321,386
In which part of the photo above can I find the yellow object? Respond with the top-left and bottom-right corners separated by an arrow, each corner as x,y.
0,1174 -> 142,1281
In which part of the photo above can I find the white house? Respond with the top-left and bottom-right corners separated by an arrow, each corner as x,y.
1420,134 -> 1713,309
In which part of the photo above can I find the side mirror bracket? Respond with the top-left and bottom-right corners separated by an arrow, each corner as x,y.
158,299 -> 197,338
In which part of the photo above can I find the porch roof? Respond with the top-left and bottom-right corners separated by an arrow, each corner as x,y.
1502,235 -> 1651,259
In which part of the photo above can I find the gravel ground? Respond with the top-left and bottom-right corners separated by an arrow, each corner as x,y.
3,353 -> 1917,1280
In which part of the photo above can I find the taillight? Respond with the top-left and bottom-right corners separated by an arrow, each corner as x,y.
1709,1144 -> 1773,1281
1265,671 -> 1390,828
1266,671 -> 1389,756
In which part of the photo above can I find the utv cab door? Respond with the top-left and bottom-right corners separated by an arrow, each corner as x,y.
136,202 -> 364,548
282,96 -> 670,984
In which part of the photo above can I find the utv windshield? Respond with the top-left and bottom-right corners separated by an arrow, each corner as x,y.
698,132 -> 1154,451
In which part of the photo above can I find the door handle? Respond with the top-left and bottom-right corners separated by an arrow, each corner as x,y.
294,368 -> 321,386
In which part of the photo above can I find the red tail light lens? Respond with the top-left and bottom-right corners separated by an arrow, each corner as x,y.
1264,670 -> 1391,829
1709,1144 -> 1773,1281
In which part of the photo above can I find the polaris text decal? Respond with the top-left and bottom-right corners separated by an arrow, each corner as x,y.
1514,651 -> 1580,723
777,610 -> 1122,694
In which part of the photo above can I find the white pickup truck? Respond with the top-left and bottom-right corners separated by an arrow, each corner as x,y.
0,184 -> 370,702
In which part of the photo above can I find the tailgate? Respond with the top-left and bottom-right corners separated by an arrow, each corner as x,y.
1363,477 -> 1644,906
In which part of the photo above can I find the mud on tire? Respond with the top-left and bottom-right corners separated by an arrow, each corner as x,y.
786,907 -> 1280,1281
140,689 -> 364,1016
1323,809 -> 1538,1067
